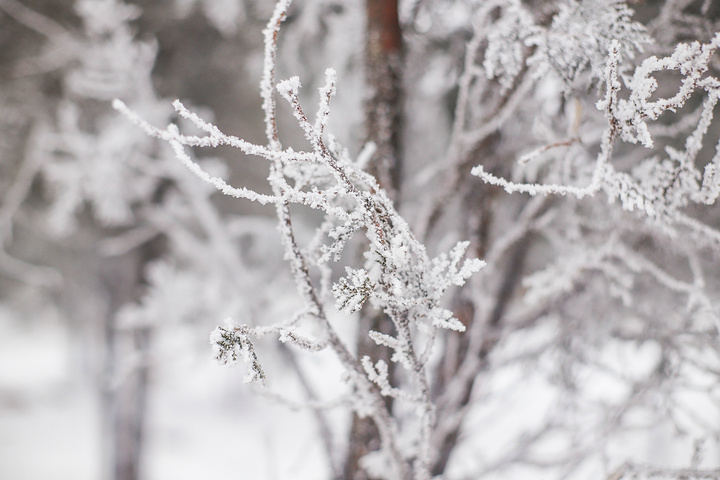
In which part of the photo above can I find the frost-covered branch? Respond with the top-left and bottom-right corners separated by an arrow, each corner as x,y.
115,1 -> 488,477
472,35 -> 720,231
103,1 -> 720,479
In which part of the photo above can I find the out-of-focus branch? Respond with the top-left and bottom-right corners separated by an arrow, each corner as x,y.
0,0 -> 72,40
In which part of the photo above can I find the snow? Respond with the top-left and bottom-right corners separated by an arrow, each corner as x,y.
0,307 -> 330,480
0,309 -> 101,480
0,389 -> 101,480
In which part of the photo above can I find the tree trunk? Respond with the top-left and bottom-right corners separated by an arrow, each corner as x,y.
343,1 -> 404,479
100,251 -> 154,480
363,0 -> 403,203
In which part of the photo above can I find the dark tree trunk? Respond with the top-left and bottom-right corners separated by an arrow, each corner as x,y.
112,327 -> 151,480
100,248 -> 156,480
343,1 -> 404,479
343,312 -> 397,480
364,0 -> 403,203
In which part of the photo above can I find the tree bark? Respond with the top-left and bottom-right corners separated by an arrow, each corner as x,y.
99,240 -> 159,480
364,0 -> 403,203
343,1 -> 404,479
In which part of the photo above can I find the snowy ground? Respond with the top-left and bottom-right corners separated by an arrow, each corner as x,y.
2,300 -> 718,480
0,305 -> 330,480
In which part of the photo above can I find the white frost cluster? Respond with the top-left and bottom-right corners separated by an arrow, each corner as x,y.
210,320 -> 266,385
482,0 -> 650,90
474,34 -> 720,238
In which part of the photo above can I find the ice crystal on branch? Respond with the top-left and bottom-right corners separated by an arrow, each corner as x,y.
529,0 -> 650,87
210,321 -> 266,385
332,267 -> 374,314
482,0 -> 650,91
